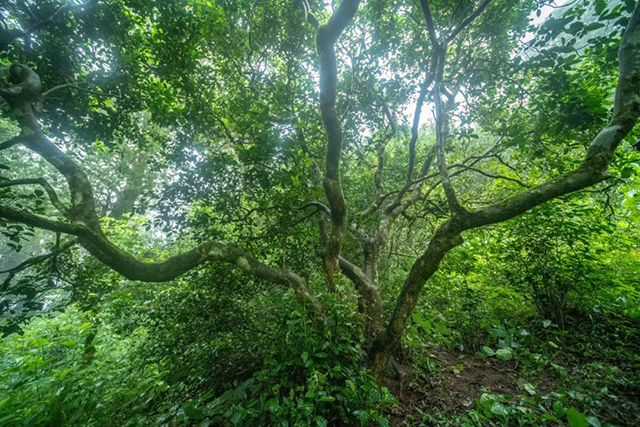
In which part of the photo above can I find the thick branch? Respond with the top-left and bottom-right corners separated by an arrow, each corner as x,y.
339,256 -> 384,334
0,64 -> 101,231
368,1 -> 640,378
0,204 -> 324,317
0,64 -> 325,319
419,0 -> 442,52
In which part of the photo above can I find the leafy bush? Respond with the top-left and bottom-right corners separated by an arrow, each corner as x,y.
0,306 -> 166,427
163,295 -> 396,426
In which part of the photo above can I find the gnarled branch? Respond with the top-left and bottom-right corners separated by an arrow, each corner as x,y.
0,204 -> 324,318
0,63 -> 324,320
339,256 -> 383,335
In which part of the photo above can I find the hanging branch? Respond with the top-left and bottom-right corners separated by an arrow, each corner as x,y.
0,178 -> 69,214
0,239 -> 77,292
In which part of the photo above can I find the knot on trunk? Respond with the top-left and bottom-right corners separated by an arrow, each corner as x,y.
1,64 -> 42,107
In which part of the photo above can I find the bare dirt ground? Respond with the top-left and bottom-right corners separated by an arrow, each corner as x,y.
384,347 -> 555,426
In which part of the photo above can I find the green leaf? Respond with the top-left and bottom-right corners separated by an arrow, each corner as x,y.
491,402 -> 508,417
567,408 -> 589,427
482,346 -> 495,356
586,416 -> 601,427
553,401 -> 565,418
496,348 -> 513,361
584,22 -> 605,32
183,402 -> 206,420
595,0 -> 607,15
523,383 -> 536,395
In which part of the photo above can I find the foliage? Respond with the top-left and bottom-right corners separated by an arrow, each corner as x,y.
0,0 -> 640,425
0,306 -> 166,427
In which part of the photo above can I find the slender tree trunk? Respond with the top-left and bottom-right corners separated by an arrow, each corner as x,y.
363,240 -> 379,285
368,222 -> 463,378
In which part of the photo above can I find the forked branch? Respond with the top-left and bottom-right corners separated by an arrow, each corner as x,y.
0,63 -> 324,320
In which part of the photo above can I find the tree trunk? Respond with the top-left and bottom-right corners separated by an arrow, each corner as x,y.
368,222 -> 463,379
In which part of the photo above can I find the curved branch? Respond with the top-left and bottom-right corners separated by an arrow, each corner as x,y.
339,256 -> 383,334
369,1 -> 640,377
0,63 -> 324,319
0,204 -> 324,317
0,178 -> 69,214
0,64 -> 102,231
299,201 -> 331,215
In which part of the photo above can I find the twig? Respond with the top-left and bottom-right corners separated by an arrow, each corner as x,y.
1,240 -> 77,292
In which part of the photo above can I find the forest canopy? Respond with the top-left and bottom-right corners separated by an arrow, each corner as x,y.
1,0 -> 640,426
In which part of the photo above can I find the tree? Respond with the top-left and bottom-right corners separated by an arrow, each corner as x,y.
1,0 -> 639,379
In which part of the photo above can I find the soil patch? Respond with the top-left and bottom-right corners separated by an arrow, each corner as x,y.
385,347 -> 554,426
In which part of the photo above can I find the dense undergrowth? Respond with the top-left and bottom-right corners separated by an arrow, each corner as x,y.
1,201 -> 639,427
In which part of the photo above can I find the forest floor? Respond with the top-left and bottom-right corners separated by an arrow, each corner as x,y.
383,340 -> 639,426
384,347 -> 539,424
